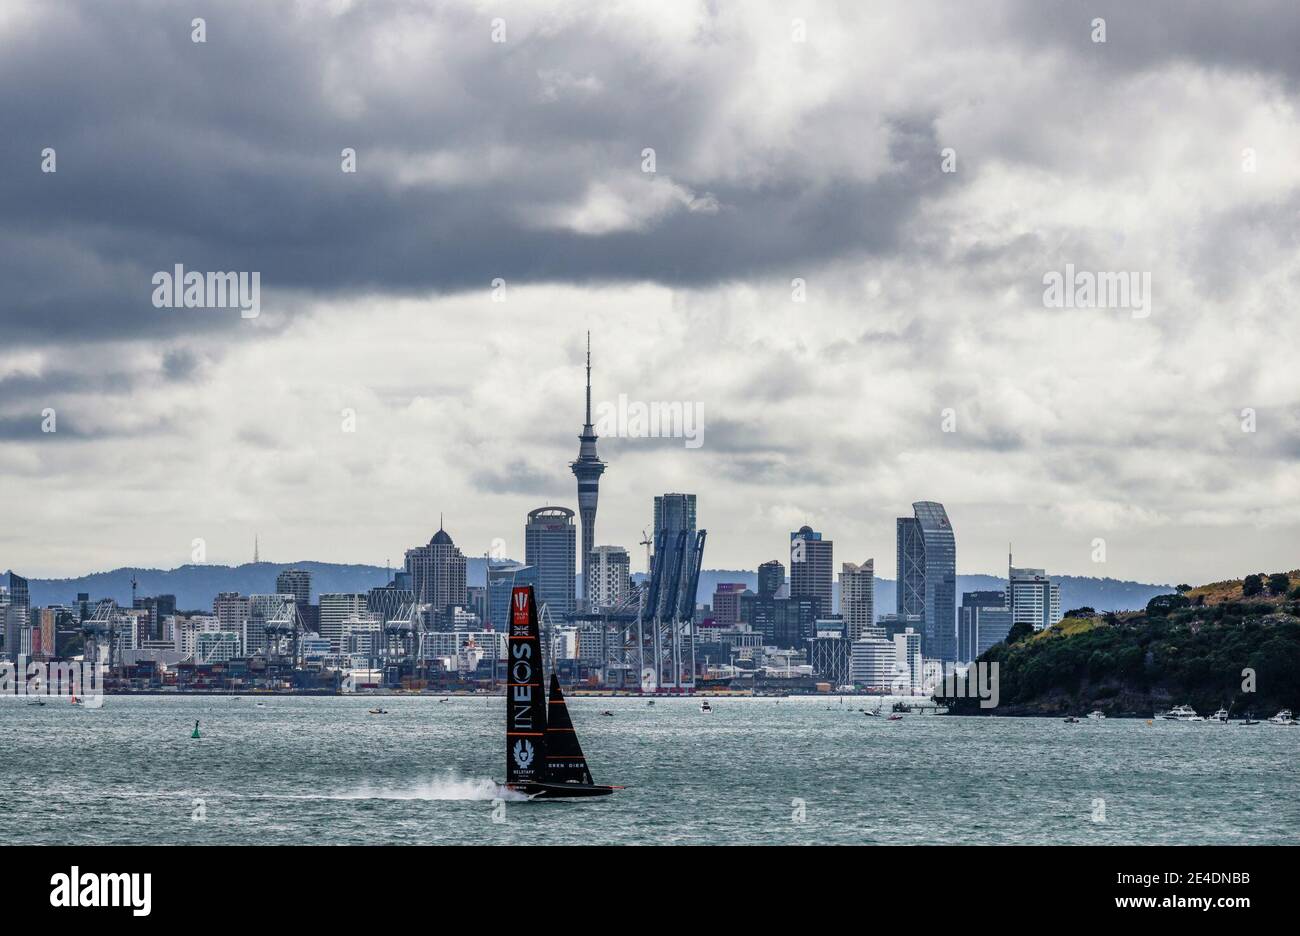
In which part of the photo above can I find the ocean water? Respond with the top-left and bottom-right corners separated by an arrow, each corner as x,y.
2,695 -> 1297,845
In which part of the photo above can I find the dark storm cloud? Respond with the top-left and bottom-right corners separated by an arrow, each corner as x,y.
0,0 -> 945,347
3,0 -> 1298,350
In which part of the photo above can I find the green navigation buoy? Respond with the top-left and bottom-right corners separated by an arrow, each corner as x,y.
191,719 -> 200,739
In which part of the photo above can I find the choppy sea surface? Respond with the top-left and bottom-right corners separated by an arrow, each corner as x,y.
2,695 -> 1296,845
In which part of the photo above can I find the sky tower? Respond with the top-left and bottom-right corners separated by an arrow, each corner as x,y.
570,332 -> 606,610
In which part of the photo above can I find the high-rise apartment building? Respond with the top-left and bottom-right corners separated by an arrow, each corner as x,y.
275,568 -> 312,607
212,592 -> 250,636
840,559 -> 875,640
588,545 -> 631,610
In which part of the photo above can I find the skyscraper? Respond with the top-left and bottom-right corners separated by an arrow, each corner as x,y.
587,545 -> 631,610
653,493 -> 697,543
757,559 -> 785,598
525,506 -> 577,616
958,590 -> 1011,663
134,593 -> 176,641
841,559 -> 875,640
487,562 -> 538,629
319,592 -> 367,653
404,522 -> 468,617
2,571 -> 29,662
275,568 -> 312,607
1008,554 -> 1063,632
895,501 -> 957,663
790,525 -> 833,615
570,332 -> 605,610
711,582 -> 747,626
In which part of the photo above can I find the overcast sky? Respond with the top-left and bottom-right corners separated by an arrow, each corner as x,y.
2,0 -> 1298,584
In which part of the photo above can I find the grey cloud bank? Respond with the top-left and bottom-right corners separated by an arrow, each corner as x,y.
1,0 -> 1298,584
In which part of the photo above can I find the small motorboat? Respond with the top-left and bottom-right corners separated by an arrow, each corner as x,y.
368,707 -> 388,715
1241,713 -> 1260,725
863,708 -> 881,717
1063,716 -> 1080,724
646,700 -> 655,706
699,700 -> 713,713
1087,711 -> 1106,720
1267,709 -> 1295,726
1211,707 -> 1230,722
438,698 -> 449,703
26,699 -> 46,707
887,713 -> 903,721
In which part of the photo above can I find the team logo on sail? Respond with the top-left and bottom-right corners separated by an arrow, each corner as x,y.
512,738 -> 535,770
514,592 -> 528,611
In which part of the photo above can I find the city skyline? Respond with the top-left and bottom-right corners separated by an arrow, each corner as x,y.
4,2 -> 1300,586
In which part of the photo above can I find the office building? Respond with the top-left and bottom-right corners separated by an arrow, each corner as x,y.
247,594 -> 295,656
894,628 -> 922,692
711,583 -> 747,627
896,501 -> 957,663
772,594 -> 819,649
404,524 -> 468,615
1008,555 -> 1063,632
790,526 -> 833,614
525,507 -> 577,617
319,593 -> 368,653
757,559 -> 785,598
958,591 -> 1013,663
851,637 -> 897,691
195,631 -> 241,664
367,581 -> 415,626
2,571 -> 30,660
487,562 -> 538,629
653,493 -> 697,543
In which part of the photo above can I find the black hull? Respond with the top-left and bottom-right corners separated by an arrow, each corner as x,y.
508,781 -> 617,799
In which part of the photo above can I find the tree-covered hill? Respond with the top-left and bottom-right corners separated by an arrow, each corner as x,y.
949,571 -> 1300,717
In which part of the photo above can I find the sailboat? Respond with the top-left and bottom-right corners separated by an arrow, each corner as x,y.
503,586 -> 619,800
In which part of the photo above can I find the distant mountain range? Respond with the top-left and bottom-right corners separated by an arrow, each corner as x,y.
20,562 -> 1172,615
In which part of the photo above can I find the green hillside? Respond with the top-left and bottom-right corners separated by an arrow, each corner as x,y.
949,571 -> 1300,717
